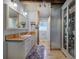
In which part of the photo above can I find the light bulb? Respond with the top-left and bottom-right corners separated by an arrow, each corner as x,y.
23,12 -> 27,16
13,2 -> 17,7
24,12 -> 27,15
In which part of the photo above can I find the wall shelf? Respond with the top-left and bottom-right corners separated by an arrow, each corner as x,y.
62,0 -> 75,59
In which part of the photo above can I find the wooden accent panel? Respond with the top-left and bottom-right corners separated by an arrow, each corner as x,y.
20,32 -> 36,35
20,0 -> 51,2
52,0 -> 66,4
5,34 -> 22,41
20,0 -> 66,4
20,32 -> 28,35
6,34 -> 19,39
5,32 -> 36,41
50,48 -> 61,50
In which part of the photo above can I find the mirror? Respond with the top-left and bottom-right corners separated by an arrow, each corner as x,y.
7,7 -> 19,29
6,6 -> 27,29
19,14 -> 26,28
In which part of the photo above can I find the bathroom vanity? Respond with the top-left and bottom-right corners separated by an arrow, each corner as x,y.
3,0 -> 37,59
6,33 -> 37,59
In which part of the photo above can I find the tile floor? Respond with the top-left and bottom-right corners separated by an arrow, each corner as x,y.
48,50 -> 67,59
39,39 -> 68,59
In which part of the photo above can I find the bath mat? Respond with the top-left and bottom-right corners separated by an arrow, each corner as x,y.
26,45 -> 45,59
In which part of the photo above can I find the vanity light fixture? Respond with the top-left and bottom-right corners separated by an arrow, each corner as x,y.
39,1 -> 46,7
24,12 -> 27,16
43,2 -> 46,7
13,2 -> 17,7
11,0 -> 18,8
23,12 -> 27,16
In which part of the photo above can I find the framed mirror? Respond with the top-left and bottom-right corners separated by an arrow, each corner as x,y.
6,7 -> 19,29
18,14 -> 26,28
6,6 -> 27,29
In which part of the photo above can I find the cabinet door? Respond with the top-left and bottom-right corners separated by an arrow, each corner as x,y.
63,7 -> 68,50
7,42 -> 25,59
16,42 -> 25,59
68,0 -> 75,57
24,38 -> 30,57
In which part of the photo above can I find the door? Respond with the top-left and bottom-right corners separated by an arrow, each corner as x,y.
39,16 -> 50,51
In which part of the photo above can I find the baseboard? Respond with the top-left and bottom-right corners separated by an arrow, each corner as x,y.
50,48 -> 61,50
60,50 -> 67,58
